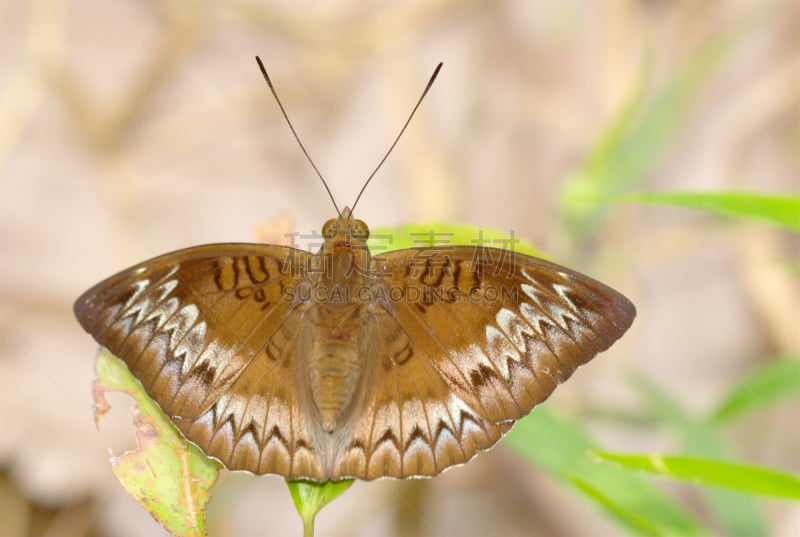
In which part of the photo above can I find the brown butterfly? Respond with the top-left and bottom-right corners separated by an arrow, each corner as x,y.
74,58 -> 635,481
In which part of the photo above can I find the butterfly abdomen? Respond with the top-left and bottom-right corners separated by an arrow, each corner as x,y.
308,343 -> 363,432
306,302 -> 369,433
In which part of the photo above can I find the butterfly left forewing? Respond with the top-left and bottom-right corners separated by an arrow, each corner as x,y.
75,243 -> 327,479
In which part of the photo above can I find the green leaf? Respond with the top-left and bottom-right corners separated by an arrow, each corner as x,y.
711,356 -> 800,423
567,476 -> 665,537
632,376 -> 768,537
561,26 -> 736,238
287,479 -> 355,537
505,409 -> 709,537
592,452 -> 800,499
616,192 -> 800,231
94,349 -> 221,537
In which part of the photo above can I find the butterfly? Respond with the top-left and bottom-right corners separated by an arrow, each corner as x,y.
74,58 -> 635,482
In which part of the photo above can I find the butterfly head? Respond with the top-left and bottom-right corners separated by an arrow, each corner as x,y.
319,206 -> 372,288
322,207 -> 370,240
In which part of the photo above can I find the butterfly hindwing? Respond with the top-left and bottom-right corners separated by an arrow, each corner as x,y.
332,308 -> 512,479
174,303 -> 329,479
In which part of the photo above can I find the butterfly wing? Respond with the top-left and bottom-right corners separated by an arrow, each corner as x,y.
76,242 -> 635,481
332,246 -> 635,479
74,243 -> 327,480
332,306 -> 513,479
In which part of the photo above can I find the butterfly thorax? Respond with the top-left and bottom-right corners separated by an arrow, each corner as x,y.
314,208 -> 372,307
307,208 -> 373,432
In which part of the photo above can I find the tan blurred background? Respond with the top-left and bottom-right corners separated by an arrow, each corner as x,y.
1,1 -> 798,536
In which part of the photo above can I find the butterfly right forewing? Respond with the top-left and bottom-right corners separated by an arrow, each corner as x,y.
330,245 -> 635,478
373,246 -> 635,424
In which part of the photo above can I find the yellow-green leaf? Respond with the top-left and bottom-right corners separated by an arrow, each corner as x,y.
617,192 -> 800,231
94,349 -> 221,537
592,452 -> 800,499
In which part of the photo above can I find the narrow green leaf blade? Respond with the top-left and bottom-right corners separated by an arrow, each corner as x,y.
505,409 -> 709,537
567,476 -> 666,537
617,192 -> 800,231
561,26 -> 736,237
712,355 -> 800,423
632,376 -> 768,537
592,452 -> 800,499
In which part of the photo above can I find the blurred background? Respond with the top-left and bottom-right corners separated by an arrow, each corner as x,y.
1,0 -> 797,536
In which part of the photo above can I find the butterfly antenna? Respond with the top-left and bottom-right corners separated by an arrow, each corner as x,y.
255,56 -> 341,216
350,62 -> 443,213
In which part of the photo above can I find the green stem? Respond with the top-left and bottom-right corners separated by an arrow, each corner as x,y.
303,516 -> 315,537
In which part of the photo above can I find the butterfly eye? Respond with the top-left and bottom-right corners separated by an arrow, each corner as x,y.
322,218 -> 337,238
351,219 -> 370,239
